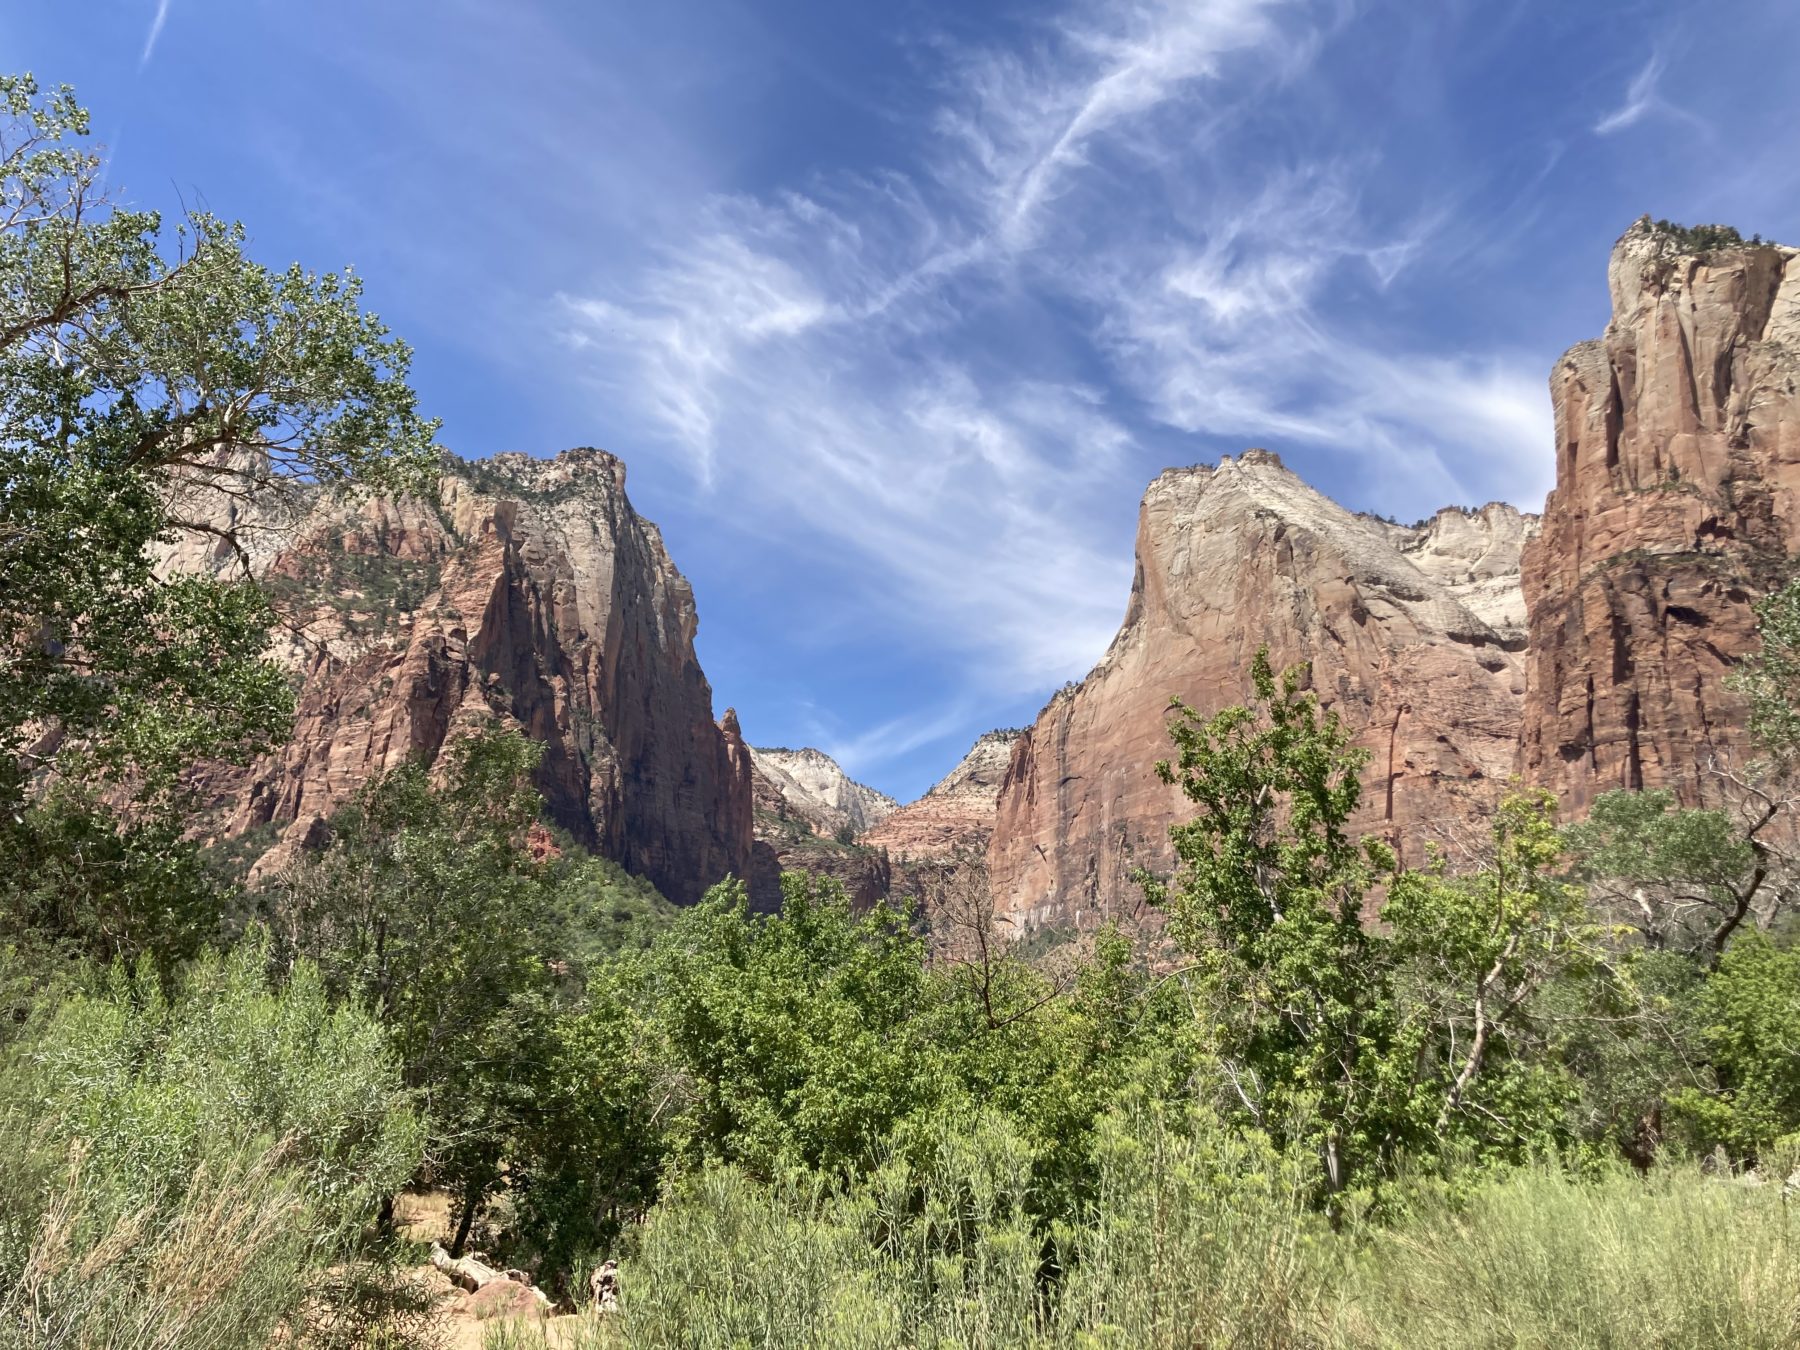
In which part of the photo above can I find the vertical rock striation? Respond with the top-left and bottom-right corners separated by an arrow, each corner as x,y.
987,453 -> 1535,932
1519,219 -> 1800,811
180,450 -> 754,906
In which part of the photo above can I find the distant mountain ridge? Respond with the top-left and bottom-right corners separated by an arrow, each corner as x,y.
748,746 -> 898,838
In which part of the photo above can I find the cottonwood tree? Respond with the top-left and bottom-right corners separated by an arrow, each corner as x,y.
1386,790 -> 1602,1144
1148,651 -> 1604,1197
1563,779 -> 1795,966
1144,650 -> 1404,1196
0,73 -> 436,964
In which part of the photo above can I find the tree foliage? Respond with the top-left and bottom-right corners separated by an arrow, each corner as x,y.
1144,651 -> 1401,1194
1729,574 -> 1800,773
270,728 -> 555,1255
1147,651 -> 1605,1198
0,72 -> 437,974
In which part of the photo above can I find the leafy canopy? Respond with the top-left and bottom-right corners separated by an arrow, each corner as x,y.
0,72 -> 436,969
1148,650 -> 1602,1197
0,70 -> 438,811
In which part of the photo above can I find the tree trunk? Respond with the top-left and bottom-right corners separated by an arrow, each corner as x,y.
449,1175 -> 483,1259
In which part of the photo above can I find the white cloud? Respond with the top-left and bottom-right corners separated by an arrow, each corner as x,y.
1089,167 -> 1553,508
554,0 -> 1558,767
1594,53 -> 1663,135
935,0 -> 1298,252
1593,52 -> 1707,138
140,0 -> 172,68
813,699 -> 986,780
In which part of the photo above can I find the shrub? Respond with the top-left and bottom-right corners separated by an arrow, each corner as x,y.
0,936 -> 424,1347
484,1109 -> 1325,1349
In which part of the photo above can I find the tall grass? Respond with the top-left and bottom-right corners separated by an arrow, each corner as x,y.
486,1139 -> 1800,1350
1330,1161 -> 1800,1349
0,940 -> 431,1348
485,1108 -> 1326,1349
0,1143 -> 315,1350
1053,1108 -> 1325,1348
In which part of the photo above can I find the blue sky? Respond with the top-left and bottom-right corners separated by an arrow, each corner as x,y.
6,0 -> 1798,800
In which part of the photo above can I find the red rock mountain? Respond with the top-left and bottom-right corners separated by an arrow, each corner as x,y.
863,730 -> 1023,863
987,456 -> 1535,930
174,450 -> 754,906
987,219 -> 1800,932
169,220 -> 1799,928
1520,219 -> 1800,810
742,745 -> 895,910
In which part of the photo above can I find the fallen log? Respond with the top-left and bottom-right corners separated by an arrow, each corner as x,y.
429,1243 -> 553,1309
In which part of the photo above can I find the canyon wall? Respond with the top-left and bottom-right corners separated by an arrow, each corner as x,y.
171,220 -> 1800,927
986,218 -> 1800,931
987,454 -> 1534,930
1519,219 -> 1800,809
178,450 -> 754,906
863,730 -> 1022,863
749,747 -> 898,837
744,744 -> 894,910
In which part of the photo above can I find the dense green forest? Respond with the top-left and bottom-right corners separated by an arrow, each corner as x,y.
3,74 -> 1798,1348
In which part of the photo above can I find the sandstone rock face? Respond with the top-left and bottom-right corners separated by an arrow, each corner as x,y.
742,745 -> 894,910
178,450 -> 754,906
748,747 -> 898,837
1519,219 -> 1800,811
863,730 -> 1022,862
988,452 -> 1535,932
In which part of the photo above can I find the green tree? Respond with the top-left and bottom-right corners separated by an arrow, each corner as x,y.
1565,788 -> 1788,964
1148,653 -> 1606,1194
1729,575 -> 1800,773
271,728 -> 554,1256
1669,933 -> 1800,1160
0,72 -> 436,966
1144,650 -> 1401,1195
1386,790 -> 1602,1152
640,872 -> 950,1176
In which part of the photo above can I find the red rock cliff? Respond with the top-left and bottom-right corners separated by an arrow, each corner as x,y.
1519,219 -> 1800,809
179,450 -> 754,906
987,452 -> 1535,932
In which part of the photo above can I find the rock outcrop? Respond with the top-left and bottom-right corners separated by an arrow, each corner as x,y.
749,747 -> 898,838
984,219 -> 1800,932
743,744 -> 894,910
863,730 -> 1023,862
1519,218 -> 1800,811
176,450 -> 754,906
987,452 -> 1535,932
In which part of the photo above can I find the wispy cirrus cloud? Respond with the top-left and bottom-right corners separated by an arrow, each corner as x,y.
1088,166 -> 1553,504
555,0 -> 1557,767
1594,51 -> 1708,137
932,0 -> 1303,252
1594,53 -> 1663,134
140,0 -> 172,68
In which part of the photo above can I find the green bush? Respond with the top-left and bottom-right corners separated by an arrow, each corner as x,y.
0,937 -> 424,1347
17,936 -> 420,1226
1669,934 -> 1800,1158
489,1109 -> 1323,1349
